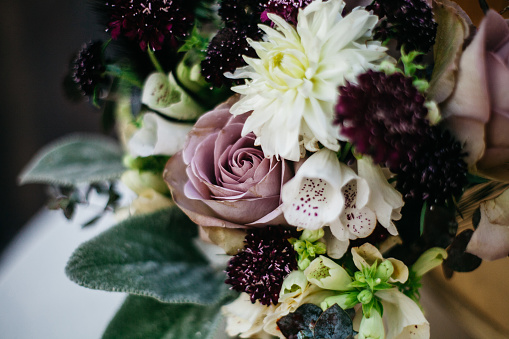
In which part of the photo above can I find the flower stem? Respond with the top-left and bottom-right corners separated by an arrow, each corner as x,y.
147,48 -> 165,74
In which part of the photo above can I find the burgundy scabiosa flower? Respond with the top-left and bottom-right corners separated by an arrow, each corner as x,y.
334,70 -> 430,170
367,0 -> 437,53
201,25 -> 262,87
105,0 -> 194,51
219,0 -> 266,25
395,127 -> 468,205
225,226 -> 299,306
261,0 -> 313,26
72,41 -> 106,97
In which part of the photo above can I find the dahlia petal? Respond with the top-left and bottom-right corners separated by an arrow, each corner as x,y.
228,0 -> 388,161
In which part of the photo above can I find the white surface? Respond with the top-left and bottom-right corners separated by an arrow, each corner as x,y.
0,206 -> 126,339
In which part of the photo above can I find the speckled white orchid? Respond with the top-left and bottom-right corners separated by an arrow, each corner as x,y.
282,149 -> 403,258
128,112 -> 193,157
227,0 -> 389,161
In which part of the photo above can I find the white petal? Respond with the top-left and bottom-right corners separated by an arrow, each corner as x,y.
282,149 -> 347,229
466,189 -> 509,260
324,225 -> 350,259
358,158 -> 403,235
223,0 -> 388,161
222,293 -> 275,338
128,113 -> 193,157
304,255 -> 352,290
376,289 -> 430,339
141,72 -> 178,108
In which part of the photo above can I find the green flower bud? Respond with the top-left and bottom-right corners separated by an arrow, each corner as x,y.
411,247 -> 448,277
357,289 -> 373,305
355,271 -> 366,283
359,309 -> 385,339
301,228 -> 325,243
375,260 -> 394,282
320,292 -> 359,311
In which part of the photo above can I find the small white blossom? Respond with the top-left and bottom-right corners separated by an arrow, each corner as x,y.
128,112 -> 192,157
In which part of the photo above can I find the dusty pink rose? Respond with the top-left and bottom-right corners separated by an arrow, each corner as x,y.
164,98 -> 293,228
442,10 -> 509,181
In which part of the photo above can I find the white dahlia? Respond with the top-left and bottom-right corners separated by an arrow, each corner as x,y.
227,0 -> 389,161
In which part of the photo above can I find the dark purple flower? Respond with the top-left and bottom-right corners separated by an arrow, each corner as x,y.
367,0 -> 437,53
201,26 -> 262,87
225,226 -> 299,305
260,0 -> 313,26
395,127 -> 468,204
72,41 -> 106,97
105,0 -> 194,51
334,70 -> 430,170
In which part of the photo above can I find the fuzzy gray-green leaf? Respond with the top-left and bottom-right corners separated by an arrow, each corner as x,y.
102,295 -> 230,339
66,207 -> 231,304
19,134 -> 124,186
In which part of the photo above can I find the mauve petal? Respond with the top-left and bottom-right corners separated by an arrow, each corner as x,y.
204,180 -> 245,199
483,10 -> 509,51
214,123 -> 248,179
165,151 -> 274,228
443,116 -> 485,165
485,106 -> 509,149
486,53 -> 509,120
477,148 -> 509,181
183,107 -> 231,164
186,164 -> 211,199
248,161 -> 283,197
496,35 -> 509,61
202,196 -> 281,224
191,133 -> 218,184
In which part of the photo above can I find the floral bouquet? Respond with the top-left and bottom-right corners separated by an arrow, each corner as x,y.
19,0 -> 509,337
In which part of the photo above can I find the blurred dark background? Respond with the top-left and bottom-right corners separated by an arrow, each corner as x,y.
0,0 -> 507,256
0,0 -> 105,255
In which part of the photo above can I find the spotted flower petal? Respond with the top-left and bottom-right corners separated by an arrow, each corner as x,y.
282,148 -> 356,229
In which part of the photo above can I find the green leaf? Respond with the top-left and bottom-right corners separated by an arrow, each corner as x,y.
66,207 -> 232,304
19,134 -> 125,186
102,295 -> 229,339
